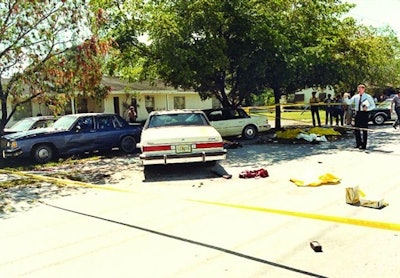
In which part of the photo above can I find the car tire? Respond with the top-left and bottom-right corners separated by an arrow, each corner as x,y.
373,114 -> 386,125
242,125 -> 257,140
120,136 -> 137,153
32,144 -> 54,164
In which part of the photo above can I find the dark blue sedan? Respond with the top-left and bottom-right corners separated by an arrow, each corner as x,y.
1,113 -> 142,163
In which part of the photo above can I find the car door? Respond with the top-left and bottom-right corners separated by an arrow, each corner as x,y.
95,115 -> 122,150
222,109 -> 247,136
64,116 -> 97,153
207,110 -> 230,136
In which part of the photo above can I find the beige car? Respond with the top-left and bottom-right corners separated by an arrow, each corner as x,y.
138,110 -> 227,166
203,108 -> 271,139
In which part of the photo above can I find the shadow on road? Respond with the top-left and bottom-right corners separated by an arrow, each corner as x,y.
142,162 -> 231,182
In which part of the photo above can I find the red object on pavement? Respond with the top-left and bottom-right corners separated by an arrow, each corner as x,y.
239,168 -> 269,178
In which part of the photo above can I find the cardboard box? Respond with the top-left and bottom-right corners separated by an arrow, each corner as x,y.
360,197 -> 385,209
346,186 -> 360,204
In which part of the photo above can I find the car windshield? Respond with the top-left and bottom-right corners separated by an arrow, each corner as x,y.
148,113 -> 208,128
53,115 -> 78,130
7,118 -> 34,131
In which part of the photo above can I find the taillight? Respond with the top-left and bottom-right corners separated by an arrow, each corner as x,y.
143,145 -> 171,152
195,142 -> 223,149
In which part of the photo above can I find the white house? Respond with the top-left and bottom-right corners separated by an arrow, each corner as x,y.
2,76 -> 218,126
292,87 -> 335,104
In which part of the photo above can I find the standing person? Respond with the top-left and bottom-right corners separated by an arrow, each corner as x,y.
334,94 -> 344,126
309,91 -> 321,127
342,92 -> 353,125
343,84 -> 376,149
324,94 -> 334,126
391,89 -> 400,129
126,106 -> 137,123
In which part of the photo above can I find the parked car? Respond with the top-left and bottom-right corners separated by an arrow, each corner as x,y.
369,99 -> 397,125
1,113 -> 142,163
138,110 -> 226,166
3,116 -> 56,135
202,107 -> 271,139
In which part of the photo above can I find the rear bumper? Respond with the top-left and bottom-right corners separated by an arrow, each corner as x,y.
139,150 -> 227,166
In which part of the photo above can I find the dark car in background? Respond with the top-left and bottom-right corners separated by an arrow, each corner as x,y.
1,113 -> 142,163
3,116 -> 56,135
367,99 -> 396,125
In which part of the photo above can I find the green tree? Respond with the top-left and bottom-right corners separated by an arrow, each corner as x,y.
104,0 -> 400,128
0,0 -> 111,133
140,0 -> 357,128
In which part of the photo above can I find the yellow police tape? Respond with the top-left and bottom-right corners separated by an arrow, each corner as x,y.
2,170 -> 399,232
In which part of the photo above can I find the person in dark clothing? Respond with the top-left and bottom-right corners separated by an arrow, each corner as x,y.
333,94 -> 344,126
324,94 -> 334,126
309,91 -> 321,127
391,89 -> 400,129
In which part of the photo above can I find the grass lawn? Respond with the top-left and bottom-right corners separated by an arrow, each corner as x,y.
254,109 -> 330,126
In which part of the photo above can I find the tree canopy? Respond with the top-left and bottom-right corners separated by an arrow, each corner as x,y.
70,2 -> 400,128
0,0 -> 111,132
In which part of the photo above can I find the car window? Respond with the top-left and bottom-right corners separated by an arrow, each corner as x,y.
7,118 -> 34,131
223,109 -> 239,119
148,113 -> 208,128
31,119 -> 54,129
208,110 -> 224,121
54,115 -> 78,130
97,116 -> 114,130
75,116 -> 94,131
237,109 -> 250,118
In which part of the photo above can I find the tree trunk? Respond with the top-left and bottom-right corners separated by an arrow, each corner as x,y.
0,83 -> 8,134
273,87 -> 282,129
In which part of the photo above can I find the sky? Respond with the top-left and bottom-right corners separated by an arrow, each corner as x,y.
346,0 -> 400,37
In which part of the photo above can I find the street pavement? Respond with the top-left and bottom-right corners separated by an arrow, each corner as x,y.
1,123 -> 399,277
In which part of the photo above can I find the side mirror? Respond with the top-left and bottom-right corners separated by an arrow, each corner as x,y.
75,125 -> 82,132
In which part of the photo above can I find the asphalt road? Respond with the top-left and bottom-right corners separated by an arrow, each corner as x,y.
1,123 -> 400,277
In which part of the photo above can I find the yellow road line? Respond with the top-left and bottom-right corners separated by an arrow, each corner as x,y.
189,199 -> 400,232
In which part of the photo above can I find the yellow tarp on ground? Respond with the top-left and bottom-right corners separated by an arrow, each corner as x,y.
290,173 -> 341,187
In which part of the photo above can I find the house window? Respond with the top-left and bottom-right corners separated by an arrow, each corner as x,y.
174,96 -> 185,109
145,96 -> 155,113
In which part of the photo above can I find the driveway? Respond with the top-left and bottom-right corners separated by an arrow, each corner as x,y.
1,124 -> 400,277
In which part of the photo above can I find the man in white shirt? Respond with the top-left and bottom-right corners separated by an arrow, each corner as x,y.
343,84 -> 376,149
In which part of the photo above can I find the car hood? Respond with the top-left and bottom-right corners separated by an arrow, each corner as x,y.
2,127 -> 64,140
141,126 -> 222,145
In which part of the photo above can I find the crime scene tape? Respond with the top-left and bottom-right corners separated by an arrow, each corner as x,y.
2,169 -> 399,232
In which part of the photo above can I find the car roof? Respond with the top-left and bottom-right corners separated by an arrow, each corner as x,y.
61,113 -> 117,118
22,115 -> 56,121
148,109 -> 205,116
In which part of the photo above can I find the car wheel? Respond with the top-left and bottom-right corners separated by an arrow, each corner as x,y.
242,125 -> 257,140
120,136 -> 136,153
32,144 -> 54,164
373,114 -> 386,125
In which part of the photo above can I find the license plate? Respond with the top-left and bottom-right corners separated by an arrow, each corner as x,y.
175,144 -> 192,153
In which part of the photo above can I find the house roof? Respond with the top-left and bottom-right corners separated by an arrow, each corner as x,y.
102,76 -> 183,92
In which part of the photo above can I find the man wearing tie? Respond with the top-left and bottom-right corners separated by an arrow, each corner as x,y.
343,84 -> 376,149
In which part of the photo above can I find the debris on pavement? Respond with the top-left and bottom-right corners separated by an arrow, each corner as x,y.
224,140 -> 243,149
310,241 -> 323,252
290,172 -> 340,187
239,168 -> 269,178
346,186 -> 388,209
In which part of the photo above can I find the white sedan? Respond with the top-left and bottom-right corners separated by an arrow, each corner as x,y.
138,110 -> 227,166
202,108 -> 271,139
